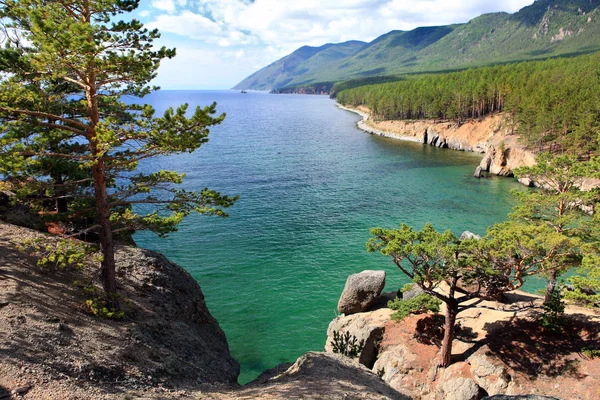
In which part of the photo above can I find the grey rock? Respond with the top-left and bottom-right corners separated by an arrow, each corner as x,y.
325,308 -> 391,368
474,166 -> 483,178
518,177 -> 535,187
480,152 -> 493,171
438,377 -> 481,400
401,284 -> 425,301
460,231 -> 482,240
337,270 -> 386,314
245,352 -> 409,400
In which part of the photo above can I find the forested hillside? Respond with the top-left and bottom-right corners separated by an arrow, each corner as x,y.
234,0 -> 600,91
336,53 -> 600,156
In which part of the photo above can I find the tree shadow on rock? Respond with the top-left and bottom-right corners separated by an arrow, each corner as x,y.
482,314 -> 600,379
414,314 -> 479,347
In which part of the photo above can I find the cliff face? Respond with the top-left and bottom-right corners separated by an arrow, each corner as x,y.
0,222 -> 239,399
342,105 -> 536,178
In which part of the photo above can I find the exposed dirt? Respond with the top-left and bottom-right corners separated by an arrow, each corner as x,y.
374,292 -> 600,399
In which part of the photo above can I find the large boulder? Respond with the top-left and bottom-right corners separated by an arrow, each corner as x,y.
337,270 -> 386,314
325,308 -> 392,368
460,231 -> 482,240
243,352 -> 410,400
469,348 -> 511,395
437,377 -> 481,400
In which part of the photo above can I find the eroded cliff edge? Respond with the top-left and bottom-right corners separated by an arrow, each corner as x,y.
338,104 -> 536,180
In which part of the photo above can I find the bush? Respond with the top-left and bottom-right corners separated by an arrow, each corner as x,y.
539,286 -> 565,332
330,331 -> 365,358
388,293 -> 441,321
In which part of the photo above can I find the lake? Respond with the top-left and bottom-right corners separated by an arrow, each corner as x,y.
134,90 -> 525,383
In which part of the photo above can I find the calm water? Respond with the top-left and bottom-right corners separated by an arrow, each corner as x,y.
134,90 -> 525,383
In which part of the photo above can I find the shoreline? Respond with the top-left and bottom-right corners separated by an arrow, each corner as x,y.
336,103 -> 423,144
336,102 -> 538,181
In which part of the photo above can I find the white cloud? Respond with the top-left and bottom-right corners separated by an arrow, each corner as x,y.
152,0 -> 177,13
145,0 -> 535,88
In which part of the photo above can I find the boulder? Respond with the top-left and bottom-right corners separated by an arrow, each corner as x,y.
480,152 -> 493,171
474,166 -> 483,178
337,270 -> 386,314
469,348 -> 511,395
518,177 -> 535,187
244,352 -> 410,400
325,308 -> 392,368
460,231 -> 482,240
401,284 -> 425,301
437,377 -> 481,400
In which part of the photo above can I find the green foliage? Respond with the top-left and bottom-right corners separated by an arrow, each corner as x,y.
74,280 -> 125,319
18,238 -> 93,270
387,294 -> 441,321
582,347 -> 600,359
330,330 -> 365,358
338,54 -> 600,155
0,0 -> 237,298
400,283 -> 415,293
538,285 -> 566,332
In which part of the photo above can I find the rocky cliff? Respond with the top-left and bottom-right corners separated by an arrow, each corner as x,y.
0,223 -> 408,399
0,222 -> 240,399
325,283 -> 600,400
340,105 -> 536,180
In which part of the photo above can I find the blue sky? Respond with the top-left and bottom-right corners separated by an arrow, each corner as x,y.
134,0 -> 535,90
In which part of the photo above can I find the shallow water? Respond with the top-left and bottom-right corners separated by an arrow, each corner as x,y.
134,90 -> 529,383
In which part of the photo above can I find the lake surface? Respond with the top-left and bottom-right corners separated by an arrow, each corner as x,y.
134,90 -> 525,383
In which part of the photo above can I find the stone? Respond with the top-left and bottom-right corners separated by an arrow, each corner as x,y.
437,377 -> 481,400
401,284 -> 425,301
474,166 -> 483,178
469,349 -> 511,395
325,308 -> 391,368
244,352 -> 410,400
460,231 -> 482,241
479,152 -> 492,171
337,270 -> 386,314
518,177 -> 534,187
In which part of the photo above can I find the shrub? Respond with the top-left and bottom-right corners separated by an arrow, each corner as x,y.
538,285 -> 565,332
388,293 -> 441,321
330,331 -> 365,358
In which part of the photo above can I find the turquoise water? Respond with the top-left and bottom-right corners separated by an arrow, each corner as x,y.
134,91 -> 525,383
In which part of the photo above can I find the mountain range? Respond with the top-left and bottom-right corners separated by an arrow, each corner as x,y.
233,0 -> 600,91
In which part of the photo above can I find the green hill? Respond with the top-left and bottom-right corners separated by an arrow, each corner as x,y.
232,41 -> 366,91
233,0 -> 600,91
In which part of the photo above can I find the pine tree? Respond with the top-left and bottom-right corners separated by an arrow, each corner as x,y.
0,0 -> 236,307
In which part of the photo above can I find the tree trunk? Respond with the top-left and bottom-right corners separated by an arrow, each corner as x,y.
544,269 -> 558,305
440,302 -> 458,367
93,161 -> 119,309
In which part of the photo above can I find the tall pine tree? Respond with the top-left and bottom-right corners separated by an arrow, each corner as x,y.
0,0 -> 236,306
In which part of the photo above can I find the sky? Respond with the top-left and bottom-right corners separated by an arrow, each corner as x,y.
135,0 -> 536,90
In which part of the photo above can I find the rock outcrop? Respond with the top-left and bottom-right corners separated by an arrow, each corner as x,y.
326,308 -> 392,368
240,352 -> 409,400
0,222 -> 239,399
338,270 -> 386,314
340,105 -> 538,183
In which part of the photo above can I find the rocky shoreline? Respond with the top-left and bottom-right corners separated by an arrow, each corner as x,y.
2,221 -> 598,399
337,104 -> 537,182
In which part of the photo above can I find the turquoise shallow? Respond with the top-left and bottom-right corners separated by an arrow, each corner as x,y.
134,90 -> 530,384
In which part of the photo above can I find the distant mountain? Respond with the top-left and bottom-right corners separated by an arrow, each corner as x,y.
232,41 -> 366,91
233,0 -> 600,91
